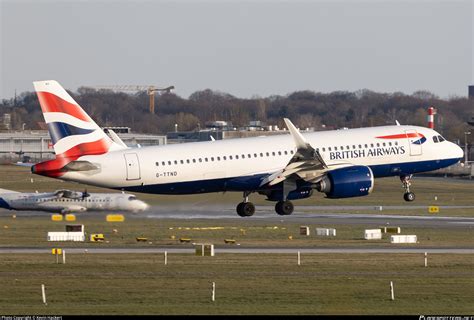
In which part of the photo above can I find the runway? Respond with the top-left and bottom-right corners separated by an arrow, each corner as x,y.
138,205 -> 474,228
1,247 -> 473,254
2,204 -> 474,228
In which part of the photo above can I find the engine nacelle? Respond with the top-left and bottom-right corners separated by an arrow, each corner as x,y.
316,165 -> 374,199
264,186 -> 313,201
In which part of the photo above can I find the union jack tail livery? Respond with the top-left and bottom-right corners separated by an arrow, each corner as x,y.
32,81 -> 125,177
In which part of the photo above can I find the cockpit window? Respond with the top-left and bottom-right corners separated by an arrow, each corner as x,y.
128,196 -> 137,201
432,136 -> 439,143
438,135 -> 445,142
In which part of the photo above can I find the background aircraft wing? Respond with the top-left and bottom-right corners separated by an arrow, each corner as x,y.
54,189 -> 89,199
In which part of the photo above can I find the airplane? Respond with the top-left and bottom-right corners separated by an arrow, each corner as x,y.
0,188 -> 149,214
30,80 -> 463,217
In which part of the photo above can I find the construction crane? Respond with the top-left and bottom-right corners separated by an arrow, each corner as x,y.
89,85 -> 175,114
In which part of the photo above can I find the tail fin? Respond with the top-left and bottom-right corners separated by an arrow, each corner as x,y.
33,80 -> 125,158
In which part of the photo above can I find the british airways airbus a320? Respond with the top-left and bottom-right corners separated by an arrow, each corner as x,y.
30,80 -> 463,217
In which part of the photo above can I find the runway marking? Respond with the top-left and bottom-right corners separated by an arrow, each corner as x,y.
448,222 -> 474,225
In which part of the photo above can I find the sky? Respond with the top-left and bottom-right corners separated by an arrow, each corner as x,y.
0,0 -> 473,99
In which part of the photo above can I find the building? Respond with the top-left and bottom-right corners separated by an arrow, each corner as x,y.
0,129 -> 166,163
166,120 -> 312,144
2,114 -> 11,130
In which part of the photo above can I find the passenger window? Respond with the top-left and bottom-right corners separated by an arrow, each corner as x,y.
266,152 -> 270,156
199,158 -> 202,162
236,155 -> 239,159
382,143 -> 386,147
230,155 -> 233,160
180,160 -> 184,164
217,157 -> 220,161
376,143 -> 380,147
192,159 -> 196,163
187,159 -> 190,164
168,161 -> 172,165
223,156 -> 227,160
328,147 -> 332,151
370,144 -> 374,148
174,160 -> 178,165
290,150 -> 294,154
388,142 -> 392,146
322,148 -> 326,152
242,154 -> 245,159
260,153 -> 263,157
162,161 -> 165,166
155,162 -> 159,166
205,158 -> 208,162
278,151 -> 281,155
211,157 -> 214,161
272,152 -> 276,156
395,142 -> 398,146
334,147 -> 338,151
248,154 -> 252,158
284,151 -> 288,155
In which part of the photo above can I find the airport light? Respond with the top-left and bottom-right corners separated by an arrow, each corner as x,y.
464,131 -> 471,163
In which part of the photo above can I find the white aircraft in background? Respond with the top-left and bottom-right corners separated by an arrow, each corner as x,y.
30,80 -> 463,217
0,188 -> 149,214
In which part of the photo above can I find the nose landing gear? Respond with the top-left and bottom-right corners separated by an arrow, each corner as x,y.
400,175 -> 415,202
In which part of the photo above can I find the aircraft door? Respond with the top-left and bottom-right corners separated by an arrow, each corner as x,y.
124,153 -> 141,180
405,129 -> 422,156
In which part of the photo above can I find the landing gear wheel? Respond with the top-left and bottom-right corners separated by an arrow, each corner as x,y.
275,200 -> 294,215
400,175 -> 415,202
236,202 -> 255,217
403,192 -> 415,202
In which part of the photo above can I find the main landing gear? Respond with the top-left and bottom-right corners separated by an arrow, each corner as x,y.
275,200 -> 294,215
400,174 -> 415,202
236,191 -> 255,217
236,192 -> 295,217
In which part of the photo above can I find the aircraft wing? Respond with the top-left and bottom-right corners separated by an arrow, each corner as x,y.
53,189 -> 82,199
259,118 -> 352,187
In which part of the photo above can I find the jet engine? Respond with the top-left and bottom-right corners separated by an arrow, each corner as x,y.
315,165 -> 374,198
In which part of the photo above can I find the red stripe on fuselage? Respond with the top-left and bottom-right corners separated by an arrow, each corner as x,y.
31,156 -> 77,177
60,137 -> 111,158
376,133 -> 422,139
32,138 -> 111,178
36,91 -> 90,122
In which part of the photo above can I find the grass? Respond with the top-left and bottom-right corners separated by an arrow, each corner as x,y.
1,215 -> 474,248
0,253 -> 472,315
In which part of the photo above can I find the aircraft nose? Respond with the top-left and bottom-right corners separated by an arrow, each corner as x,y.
453,143 -> 464,160
140,201 -> 150,211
